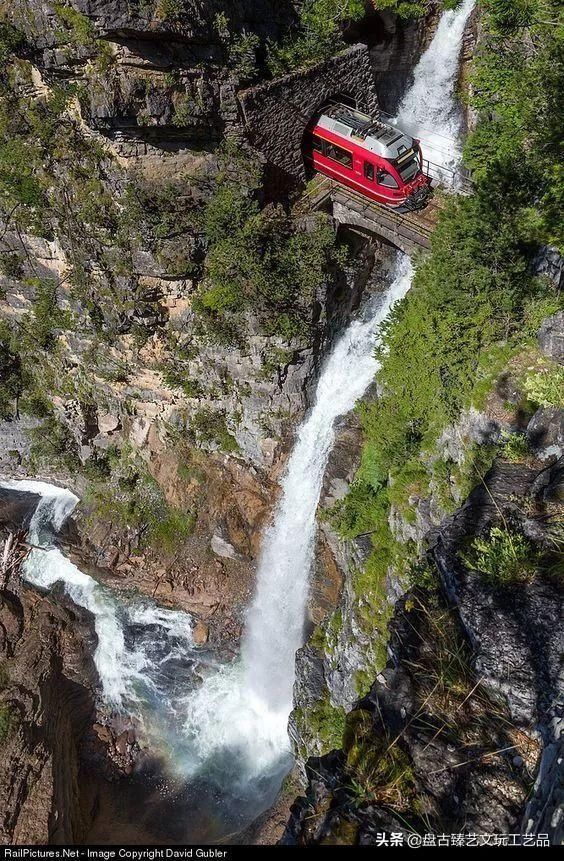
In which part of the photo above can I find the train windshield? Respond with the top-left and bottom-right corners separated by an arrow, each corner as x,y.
395,149 -> 420,182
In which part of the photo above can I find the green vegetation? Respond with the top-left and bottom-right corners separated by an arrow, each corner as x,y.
0,320 -> 24,419
327,0 -> 563,692
0,703 -> 16,742
268,0 -> 365,74
343,709 -> 414,805
524,365 -> 564,408
214,13 -> 260,84
339,1 -> 461,24
294,695 -> 347,756
85,449 -> 196,552
29,415 -> 81,472
54,3 -> 96,47
155,0 -> 185,21
188,408 -> 239,453
500,432 -> 532,463
461,524 -> 539,586
196,163 -> 347,340
0,22 -> 24,65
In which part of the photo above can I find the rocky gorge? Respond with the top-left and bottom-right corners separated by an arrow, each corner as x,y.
0,0 -> 562,848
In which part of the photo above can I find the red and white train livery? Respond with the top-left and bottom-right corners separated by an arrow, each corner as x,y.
305,103 -> 431,211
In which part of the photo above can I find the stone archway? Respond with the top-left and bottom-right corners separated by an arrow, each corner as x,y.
237,44 -> 379,194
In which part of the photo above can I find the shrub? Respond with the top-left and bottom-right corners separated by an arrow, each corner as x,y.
0,703 -> 16,742
54,3 -> 96,46
28,415 -> 81,471
85,452 -> 196,552
500,432 -> 532,463
20,278 -> 72,351
171,94 -> 196,127
189,408 -> 239,453
198,172 -> 345,339
343,709 -> 414,805
0,251 -> 22,278
524,365 -> 564,408
0,23 -> 24,65
155,0 -> 184,21
461,525 -> 538,586
0,320 -> 23,418
294,696 -> 347,755
267,0 -> 365,74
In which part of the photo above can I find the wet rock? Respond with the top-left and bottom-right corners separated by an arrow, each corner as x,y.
192,620 -> 209,645
0,535 -> 99,842
115,731 -> 129,755
93,722 -> 112,743
0,487 -> 41,531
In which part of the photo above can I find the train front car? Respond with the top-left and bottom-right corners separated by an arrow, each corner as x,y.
306,104 -> 431,212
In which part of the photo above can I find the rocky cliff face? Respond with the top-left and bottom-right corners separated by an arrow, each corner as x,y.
284,448 -> 563,844
0,497 -> 98,843
285,303 -> 564,841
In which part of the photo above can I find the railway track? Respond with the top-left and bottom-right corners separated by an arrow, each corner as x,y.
305,177 -> 442,253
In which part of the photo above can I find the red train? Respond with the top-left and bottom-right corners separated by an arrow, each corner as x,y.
305,103 -> 431,212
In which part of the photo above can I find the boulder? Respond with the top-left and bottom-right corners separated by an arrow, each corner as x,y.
192,620 -> 209,645
210,534 -> 237,559
538,311 -> 564,364
526,407 -> 564,460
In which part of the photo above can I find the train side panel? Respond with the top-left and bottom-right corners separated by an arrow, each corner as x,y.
309,126 -> 408,208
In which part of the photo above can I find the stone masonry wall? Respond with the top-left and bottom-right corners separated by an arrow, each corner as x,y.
237,44 -> 379,192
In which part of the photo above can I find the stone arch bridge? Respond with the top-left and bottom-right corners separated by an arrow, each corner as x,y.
237,44 -> 437,254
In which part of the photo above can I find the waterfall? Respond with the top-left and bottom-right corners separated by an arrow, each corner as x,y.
179,1 -> 475,784
393,0 -> 475,185
179,254 -> 414,792
242,256 -> 414,713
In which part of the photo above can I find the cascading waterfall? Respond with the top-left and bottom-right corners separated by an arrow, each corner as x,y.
0,0 -> 473,838
0,478 -> 202,738
178,1 -> 475,791
178,254 -> 414,799
393,0 -> 475,185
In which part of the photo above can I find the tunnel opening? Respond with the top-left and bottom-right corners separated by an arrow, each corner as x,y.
300,91 -> 361,181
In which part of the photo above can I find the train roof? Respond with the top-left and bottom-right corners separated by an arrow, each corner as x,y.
316,104 -> 415,161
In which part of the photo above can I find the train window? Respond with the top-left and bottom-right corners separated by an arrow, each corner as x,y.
396,155 -> 419,182
312,134 -> 323,153
325,142 -> 353,168
377,169 -> 399,189
364,162 -> 374,181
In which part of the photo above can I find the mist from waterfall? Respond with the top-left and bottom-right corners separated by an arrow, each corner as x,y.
393,0 -> 475,186
0,0 -> 475,838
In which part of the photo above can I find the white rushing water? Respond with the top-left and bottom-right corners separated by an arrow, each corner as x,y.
393,0 -> 475,185
0,2 -> 473,831
0,478 -> 198,722
176,0 -> 476,789
179,254 -> 414,788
